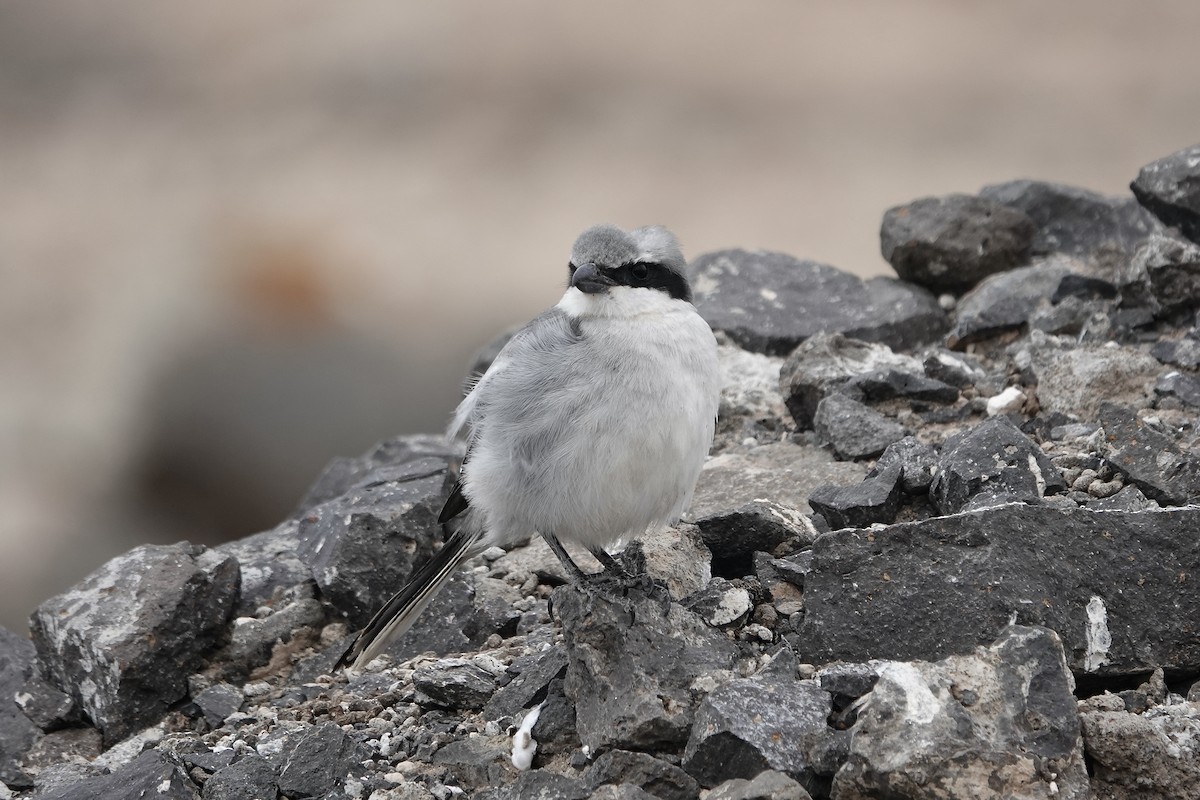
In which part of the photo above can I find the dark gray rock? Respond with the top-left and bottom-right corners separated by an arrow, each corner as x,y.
779,333 -> 927,430
413,657 -> 501,710
816,662 -> 880,703
808,462 -> 904,530
296,455 -> 452,626
16,674 -> 78,732
29,542 -> 239,745
1,626 -> 39,788
831,626 -> 1089,800
946,258 -> 1074,348
276,723 -> 371,798
1098,403 -> 1200,506
689,249 -> 947,356
1086,484 -> 1155,513
585,749 -> 700,800
1127,230 -> 1200,314
1131,142 -> 1200,243
1151,335 -> 1200,368
215,520 -> 312,617
813,394 -> 906,461
554,585 -> 738,752
529,675 -> 579,757
216,595 -> 325,681
880,193 -> 1035,293
840,368 -> 958,406
587,785 -> 660,800
1155,370 -> 1200,408
294,433 -> 462,515
372,570 -> 480,663
693,499 -> 813,579
980,179 -> 1159,269
430,735 -> 511,787
503,770 -> 590,800
873,436 -> 938,494
929,415 -> 1065,514
682,657 -> 832,789
192,683 -> 243,728
484,645 -> 568,720
32,749 -> 201,800
707,770 -> 813,800
1051,273 -> 1120,303
922,351 -> 985,389
201,753 -> 278,800
796,504 -> 1200,675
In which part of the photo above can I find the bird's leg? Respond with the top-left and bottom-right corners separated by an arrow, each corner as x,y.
540,532 -> 594,585
586,545 -> 631,580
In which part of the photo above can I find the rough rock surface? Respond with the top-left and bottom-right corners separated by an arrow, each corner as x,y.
1130,142 -> 1200,243
10,145 -> 1200,800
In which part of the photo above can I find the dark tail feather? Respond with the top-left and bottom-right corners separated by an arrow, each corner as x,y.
337,528 -> 480,671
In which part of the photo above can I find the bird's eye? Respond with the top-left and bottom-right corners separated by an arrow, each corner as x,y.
630,263 -> 650,283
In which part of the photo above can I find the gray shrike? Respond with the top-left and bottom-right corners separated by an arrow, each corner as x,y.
339,224 -> 720,670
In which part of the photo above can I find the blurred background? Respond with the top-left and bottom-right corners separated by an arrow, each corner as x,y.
3,1 -> 1199,632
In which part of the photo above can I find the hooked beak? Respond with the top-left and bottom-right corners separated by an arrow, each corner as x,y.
570,262 -> 615,295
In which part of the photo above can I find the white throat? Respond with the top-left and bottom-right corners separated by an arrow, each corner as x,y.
556,286 -> 691,320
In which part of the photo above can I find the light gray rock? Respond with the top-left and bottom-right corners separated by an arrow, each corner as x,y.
1082,702 -> 1200,800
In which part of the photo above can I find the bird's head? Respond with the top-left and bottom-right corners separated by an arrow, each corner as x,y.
565,224 -> 691,306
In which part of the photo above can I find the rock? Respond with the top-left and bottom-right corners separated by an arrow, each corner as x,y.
813,394 -> 907,461
874,436 -> 938,494
840,368 -> 959,406
215,520 -> 312,617
945,258 -> 1074,348
31,749 -> 200,800
191,683 -> 243,728
683,578 -> 754,628
530,675 -> 579,757
15,674 -> 78,732
985,385 -> 1026,416
584,749 -> 700,800
636,525 -> 714,600
922,350 -> 985,389
430,735 -> 511,787
1155,370 -> 1200,408
501,770 -> 590,800
1150,334 -> 1200,368
1081,702 -> 1200,799
808,462 -> 905,530
690,441 -> 865,524
484,646 -> 568,720
296,455 -> 452,627
689,249 -> 946,356
413,656 -> 502,710
29,542 -> 239,745
717,342 -> 790,432
692,500 -> 813,579
928,415 -> 1065,514
1097,402 -> 1200,506
779,333 -> 924,429
1026,340 -> 1162,421
371,570 -> 481,663
201,753 -> 279,800
707,770 -> 813,800
980,179 -> 1159,269
880,193 -> 1036,293
682,651 -> 832,789
1086,484 -> 1155,512
1,626 -> 39,788
831,626 -> 1088,800
217,595 -> 325,681
276,723 -> 371,798
796,504 -> 1200,675
1131,142 -> 1200,243
1127,230 -> 1200,314
554,585 -> 738,752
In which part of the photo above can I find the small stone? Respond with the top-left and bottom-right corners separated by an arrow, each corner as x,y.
413,658 -> 502,710
1131,142 -> 1200,243
813,394 -> 907,461
808,462 -> 905,530
985,386 -> 1025,416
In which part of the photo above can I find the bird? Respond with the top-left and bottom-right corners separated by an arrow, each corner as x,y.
338,223 -> 721,670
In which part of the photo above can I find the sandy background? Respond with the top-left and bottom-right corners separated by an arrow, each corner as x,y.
3,1 -> 1200,631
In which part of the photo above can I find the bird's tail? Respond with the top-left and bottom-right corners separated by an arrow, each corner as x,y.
337,527 -> 482,671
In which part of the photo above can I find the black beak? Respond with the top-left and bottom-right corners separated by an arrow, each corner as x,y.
570,262 -> 615,294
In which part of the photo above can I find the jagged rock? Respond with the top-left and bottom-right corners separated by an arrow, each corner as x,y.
216,594 -> 325,680
682,651 -> 832,789
1,626 -> 39,788
717,341 -> 789,432
191,683 -> 243,728
1086,484 -> 1156,512
692,499 -> 813,578
1097,402 -> 1200,506
1126,230 -> 1200,314
922,350 -> 985,389
497,770 -> 590,800
276,723 -> 371,798
813,394 -> 906,461
484,646 -> 568,720
1081,702 -> 1200,800
215,519 -> 312,617
1131,142 -> 1200,243
946,257 -> 1075,348
554,586 -> 738,752
707,770 -> 813,800
980,179 -> 1158,269
588,785 -> 660,800
636,525 -> 714,600
831,626 -> 1088,800
31,749 -> 200,800
879,193 -> 1036,293
16,674 -> 78,732
296,455 -> 452,626
584,749 -> 700,800
29,542 -> 239,745
413,656 -> 503,710
928,415 -> 1065,514
873,436 -> 938,493
808,462 -> 904,530
530,675 -> 579,757
431,735 -> 511,787
796,504 -> 1200,675
690,440 -> 865,523
201,753 -> 279,800
840,368 -> 959,406
689,249 -> 946,356
683,578 -> 753,628
779,333 -> 924,429
1024,339 -> 1162,420
1150,334 -> 1200,368
1155,370 -> 1200,408
817,662 -> 880,705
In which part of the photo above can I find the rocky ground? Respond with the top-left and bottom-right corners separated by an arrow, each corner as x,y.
4,143 -> 1200,799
